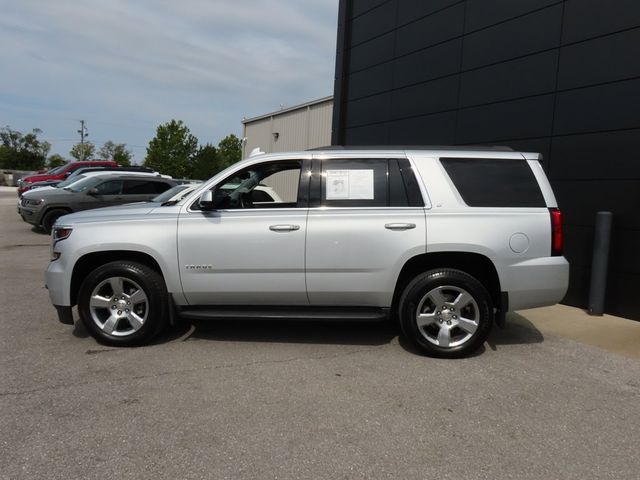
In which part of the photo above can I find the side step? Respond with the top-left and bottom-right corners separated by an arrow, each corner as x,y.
178,306 -> 390,322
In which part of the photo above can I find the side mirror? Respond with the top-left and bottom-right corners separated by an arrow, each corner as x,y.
88,188 -> 99,196
199,190 -> 215,210
64,172 -> 71,178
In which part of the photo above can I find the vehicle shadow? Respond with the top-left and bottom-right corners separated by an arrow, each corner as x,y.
179,311 -> 544,352
72,313 -> 194,344
71,311 -> 544,353
397,311 -> 544,357
184,318 -> 398,347
486,312 -> 544,350
30,226 -> 48,235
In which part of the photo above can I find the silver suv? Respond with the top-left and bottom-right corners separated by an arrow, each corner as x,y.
46,147 -> 569,358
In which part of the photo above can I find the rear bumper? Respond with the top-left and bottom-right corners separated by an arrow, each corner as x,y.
501,256 -> 569,311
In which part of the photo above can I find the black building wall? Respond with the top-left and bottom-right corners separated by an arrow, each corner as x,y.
332,0 -> 640,320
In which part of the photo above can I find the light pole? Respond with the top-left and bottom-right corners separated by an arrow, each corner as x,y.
77,120 -> 88,161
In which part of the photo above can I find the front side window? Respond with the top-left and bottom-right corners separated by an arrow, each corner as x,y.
198,160 -> 303,210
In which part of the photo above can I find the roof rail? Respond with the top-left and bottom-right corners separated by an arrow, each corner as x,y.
249,147 -> 266,157
307,144 -> 515,152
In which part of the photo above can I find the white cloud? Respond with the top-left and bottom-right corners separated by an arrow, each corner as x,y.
0,0 -> 338,160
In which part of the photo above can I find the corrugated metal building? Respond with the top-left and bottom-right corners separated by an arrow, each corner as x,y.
242,96 -> 333,156
241,96 -> 333,201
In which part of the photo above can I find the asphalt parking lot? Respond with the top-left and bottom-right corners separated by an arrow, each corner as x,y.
1,188 -> 639,480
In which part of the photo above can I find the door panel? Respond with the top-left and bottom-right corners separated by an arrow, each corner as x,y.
177,158 -> 309,306
178,209 -> 308,305
305,156 -> 426,307
306,208 -> 426,306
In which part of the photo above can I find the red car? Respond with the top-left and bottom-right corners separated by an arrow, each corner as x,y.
18,161 -> 118,196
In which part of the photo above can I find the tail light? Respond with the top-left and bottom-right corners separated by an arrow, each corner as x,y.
549,208 -> 563,256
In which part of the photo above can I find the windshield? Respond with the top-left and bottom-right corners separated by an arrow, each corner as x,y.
152,184 -> 191,203
47,164 -> 68,175
57,174 -> 86,188
65,176 -> 104,193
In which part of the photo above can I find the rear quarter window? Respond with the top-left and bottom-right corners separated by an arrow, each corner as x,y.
440,158 -> 546,207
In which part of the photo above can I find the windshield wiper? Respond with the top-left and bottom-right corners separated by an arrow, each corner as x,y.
161,199 -> 179,206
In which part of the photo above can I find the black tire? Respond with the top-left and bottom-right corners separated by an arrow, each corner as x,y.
399,269 -> 493,358
42,209 -> 69,234
78,261 -> 168,346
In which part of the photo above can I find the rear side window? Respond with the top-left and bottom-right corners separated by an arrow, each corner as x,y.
320,159 -> 388,207
440,158 -> 545,207
123,180 -> 172,194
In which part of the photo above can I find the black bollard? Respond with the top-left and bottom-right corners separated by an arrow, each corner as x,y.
588,211 -> 613,316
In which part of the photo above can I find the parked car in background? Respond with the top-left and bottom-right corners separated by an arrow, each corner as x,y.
17,170 -> 173,216
152,183 -> 281,206
17,161 -> 118,196
19,172 -> 176,232
20,166 -> 157,196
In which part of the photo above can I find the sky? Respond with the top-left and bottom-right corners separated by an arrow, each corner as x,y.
0,0 -> 338,162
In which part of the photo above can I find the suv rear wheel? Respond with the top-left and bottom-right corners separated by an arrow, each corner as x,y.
78,261 -> 168,346
399,269 -> 493,358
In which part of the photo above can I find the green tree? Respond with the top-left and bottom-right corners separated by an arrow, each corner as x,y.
0,126 -> 50,170
47,153 -> 67,169
216,134 -> 242,171
144,120 -> 198,178
70,141 -> 95,161
99,141 -> 132,166
191,143 -> 218,180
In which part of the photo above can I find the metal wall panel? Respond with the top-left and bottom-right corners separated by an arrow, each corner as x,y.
333,0 -> 640,319
243,118 -> 273,158
243,98 -> 333,156
308,102 -> 333,148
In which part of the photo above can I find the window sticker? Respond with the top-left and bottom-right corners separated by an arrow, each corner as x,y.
326,169 -> 374,200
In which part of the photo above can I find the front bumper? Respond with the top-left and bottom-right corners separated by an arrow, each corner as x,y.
45,256 -> 72,307
19,205 -> 41,225
54,305 -> 74,325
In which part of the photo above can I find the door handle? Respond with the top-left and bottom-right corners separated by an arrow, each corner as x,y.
385,223 -> 416,231
269,224 -> 300,232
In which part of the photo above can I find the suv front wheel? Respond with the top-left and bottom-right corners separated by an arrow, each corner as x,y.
78,261 -> 168,346
399,269 -> 493,358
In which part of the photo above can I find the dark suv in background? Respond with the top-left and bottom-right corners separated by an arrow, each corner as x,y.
19,172 -> 176,232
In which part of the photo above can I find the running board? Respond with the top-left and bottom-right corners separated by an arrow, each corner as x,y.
178,306 -> 390,322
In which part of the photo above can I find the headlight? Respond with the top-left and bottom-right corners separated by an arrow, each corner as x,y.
24,198 -> 43,206
51,226 -> 73,260
53,226 -> 73,242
